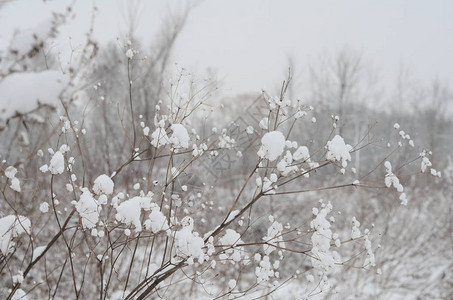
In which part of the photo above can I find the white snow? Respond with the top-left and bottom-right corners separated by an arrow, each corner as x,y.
12,272 -> 24,284
263,220 -> 285,255
5,166 -> 17,179
5,166 -> 21,192
219,229 -> 243,262
144,207 -> 170,233
11,288 -> 28,300
66,184 -> 73,192
430,168 -> 441,177
0,215 -> 31,255
351,217 -> 361,239
259,117 -> 269,129
225,210 -> 240,223
0,71 -> 68,120
32,246 -> 46,260
363,231 -> 376,268
175,216 -> 205,262
10,177 -> 21,192
125,48 -> 134,59
384,161 -> 407,205
150,128 -> 169,148
93,174 -> 114,195
115,196 -> 153,232
277,151 -> 298,176
255,255 -> 275,283
421,156 -> 432,173
257,131 -> 286,162
270,173 -> 278,182
8,18 -> 53,57
256,177 -> 262,186
59,144 -> 70,153
293,146 -> 310,161
39,202 -> 49,213
75,189 -> 100,229
310,201 -> 337,273
218,132 -> 235,149
170,124 -> 190,149
326,135 -> 352,168
228,279 -> 236,289
49,151 -> 65,174
219,229 -> 241,247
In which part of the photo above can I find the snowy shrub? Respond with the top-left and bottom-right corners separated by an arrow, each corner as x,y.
0,2 -> 449,300
0,64 -> 441,299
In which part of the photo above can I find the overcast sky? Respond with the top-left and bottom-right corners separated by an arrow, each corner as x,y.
1,0 -> 452,96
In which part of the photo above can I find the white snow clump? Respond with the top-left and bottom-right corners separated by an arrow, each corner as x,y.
257,131 -> 286,162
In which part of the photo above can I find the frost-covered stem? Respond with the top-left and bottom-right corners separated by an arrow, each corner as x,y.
0,188 -> 15,223
140,146 -> 226,161
111,147 -> 149,179
165,176 -> 179,264
7,210 -> 76,300
144,233 -> 157,278
393,155 -> 424,174
61,102 -> 87,186
104,230 -> 130,300
101,102 -> 113,174
99,259 -> 104,300
52,258 -> 68,299
145,147 -> 158,191
223,161 -> 260,224
122,232 -> 141,296
207,191 -> 264,242
127,58 -> 136,150
133,261 -> 186,300
50,173 -> 79,297
77,251 -> 91,298
271,182 -> 358,195
124,261 -> 179,299
359,145 -> 400,181
273,77 -> 290,130
216,240 -> 311,255
262,73 -> 290,132
285,118 -> 297,140
159,151 -> 174,266
278,161 -> 330,187
5,119 -> 21,161
101,232 -> 116,298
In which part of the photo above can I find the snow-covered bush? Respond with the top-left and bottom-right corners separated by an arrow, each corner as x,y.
0,61 -> 442,299
0,2 -> 450,300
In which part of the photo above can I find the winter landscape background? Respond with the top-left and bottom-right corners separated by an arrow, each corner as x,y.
0,1 -> 452,299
